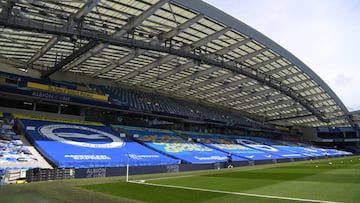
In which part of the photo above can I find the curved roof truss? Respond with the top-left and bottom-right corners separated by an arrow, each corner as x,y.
0,0 -> 353,127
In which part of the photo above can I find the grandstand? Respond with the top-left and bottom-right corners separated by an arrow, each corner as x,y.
0,0 -> 358,186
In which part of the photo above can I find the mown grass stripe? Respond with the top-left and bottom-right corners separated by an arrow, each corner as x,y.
128,180 -> 340,203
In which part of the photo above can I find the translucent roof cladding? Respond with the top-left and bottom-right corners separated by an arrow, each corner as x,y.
0,0 -> 352,127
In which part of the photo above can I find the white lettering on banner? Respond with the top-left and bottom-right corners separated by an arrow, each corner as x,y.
26,126 -> 36,131
64,155 -> 111,160
128,154 -> 160,160
32,91 -> 70,102
39,124 -> 125,148
237,139 -> 278,152
281,154 -> 301,157
86,168 -> 106,178
303,148 -> 318,152
194,156 -> 227,161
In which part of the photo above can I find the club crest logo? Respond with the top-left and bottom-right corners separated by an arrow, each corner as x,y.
237,139 -> 278,152
38,124 -> 124,148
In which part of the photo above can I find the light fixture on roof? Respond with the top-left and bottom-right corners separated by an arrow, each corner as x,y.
18,67 -> 28,72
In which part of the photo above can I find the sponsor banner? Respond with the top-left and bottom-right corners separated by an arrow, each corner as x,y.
22,119 -> 180,168
27,81 -> 108,101
0,84 -> 110,108
85,167 -> 107,178
14,114 -> 103,126
31,90 -> 71,102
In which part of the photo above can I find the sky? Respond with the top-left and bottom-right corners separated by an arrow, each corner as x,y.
203,0 -> 360,111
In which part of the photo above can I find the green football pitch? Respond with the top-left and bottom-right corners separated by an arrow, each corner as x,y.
1,156 -> 360,203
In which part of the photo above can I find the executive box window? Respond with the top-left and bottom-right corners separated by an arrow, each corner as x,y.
0,97 -> 33,110
60,103 -> 81,116
35,101 -> 59,113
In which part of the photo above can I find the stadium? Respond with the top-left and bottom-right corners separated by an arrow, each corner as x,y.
0,0 -> 359,202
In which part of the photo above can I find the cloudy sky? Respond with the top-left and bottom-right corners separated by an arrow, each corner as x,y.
204,0 -> 360,111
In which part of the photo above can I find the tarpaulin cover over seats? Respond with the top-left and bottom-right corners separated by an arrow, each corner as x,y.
232,137 -> 308,159
116,126 -> 237,164
22,119 -> 180,168
185,133 -> 282,161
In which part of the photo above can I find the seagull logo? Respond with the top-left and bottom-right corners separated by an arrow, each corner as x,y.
237,139 -> 279,152
38,124 -> 124,148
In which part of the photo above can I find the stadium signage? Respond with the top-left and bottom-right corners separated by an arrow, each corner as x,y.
86,168 -> 107,178
194,156 -> 227,161
31,91 -> 71,102
38,124 -> 125,148
127,154 -> 160,160
27,81 -> 108,101
64,155 -> 111,160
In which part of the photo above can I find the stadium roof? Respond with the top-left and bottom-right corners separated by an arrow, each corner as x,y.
0,0 -> 354,127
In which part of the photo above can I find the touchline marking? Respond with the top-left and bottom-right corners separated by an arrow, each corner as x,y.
138,174 -> 195,182
128,180 -> 340,203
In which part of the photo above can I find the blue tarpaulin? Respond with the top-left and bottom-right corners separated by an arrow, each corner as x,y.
233,137 -> 307,159
124,129 -> 237,164
185,133 -> 282,161
22,119 -> 180,168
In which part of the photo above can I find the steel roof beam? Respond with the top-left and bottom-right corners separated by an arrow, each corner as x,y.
113,0 -> 169,38
0,33 -> 38,50
0,54 -> 27,67
266,113 -> 315,122
42,40 -> 100,79
282,117 -> 342,126
192,27 -> 232,47
266,64 -> 294,75
186,78 -> 247,97
0,0 -> 13,19
26,35 -> 63,65
117,27 -> 231,81
235,48 -> 266,63
42,0 -> 169,78
240,94 -> 285,108
176,73 -> 233,93
175,40 -> 256,94
175,0 -> 349,120
120,55 -> 177,81
92,14 -> 204,78
170,40 -> 253,93
246,100 -> 298,113
244,91 -> 339,116
158,14 -> 204,41
204,78 -> 252,99
160,66 -> 219,89
213,38 -> 252,57
183,57 -> 281,97
222,89 -> 275,106
26,0 -> 100,66
90,49 -> 140,77
263,106 -> 344,121
0,16 -> 328,122
196,57 -> 282,98
139,61 -> 195,85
